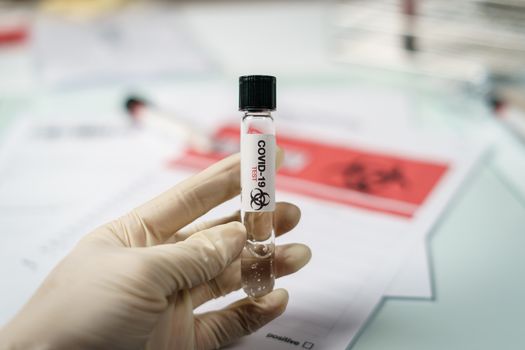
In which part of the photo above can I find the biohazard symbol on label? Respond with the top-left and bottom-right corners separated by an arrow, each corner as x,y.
250,188 -> 270,210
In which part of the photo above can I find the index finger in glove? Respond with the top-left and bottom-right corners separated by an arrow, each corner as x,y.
166,201 -> 300,244
130,148 -> 284,243
142,222 -> 246,293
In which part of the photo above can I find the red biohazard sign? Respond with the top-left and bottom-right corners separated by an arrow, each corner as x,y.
169,125 -> 448,218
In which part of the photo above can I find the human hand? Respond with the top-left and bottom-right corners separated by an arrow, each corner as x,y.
0,151 -> 311,350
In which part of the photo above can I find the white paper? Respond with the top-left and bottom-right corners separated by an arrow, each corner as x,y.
0,115 -> 485,349
384,239 -> 432,299
0,116 -> 171,322
191,124 -> 486,349
32,4 -> 214,87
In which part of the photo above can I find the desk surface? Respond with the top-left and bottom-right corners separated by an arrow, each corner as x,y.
1,2 -> 525,349
354,165 -> 525,349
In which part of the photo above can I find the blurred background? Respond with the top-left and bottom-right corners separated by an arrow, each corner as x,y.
1,0 -> 525,349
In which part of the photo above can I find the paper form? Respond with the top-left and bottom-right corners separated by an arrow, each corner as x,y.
0,113 -> 486,349
171,121 -> 486,349
0,116 -> 172,321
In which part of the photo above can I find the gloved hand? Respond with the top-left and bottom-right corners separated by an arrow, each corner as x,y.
0,151 -> 311,350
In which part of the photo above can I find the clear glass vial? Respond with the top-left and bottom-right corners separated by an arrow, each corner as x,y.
239,75 -> 276,298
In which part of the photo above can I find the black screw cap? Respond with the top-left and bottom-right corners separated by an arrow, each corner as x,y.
239,75 -> 276,111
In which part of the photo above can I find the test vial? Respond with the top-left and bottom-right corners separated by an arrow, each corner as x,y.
239,75 -> 276,298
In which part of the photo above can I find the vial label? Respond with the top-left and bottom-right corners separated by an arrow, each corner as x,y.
241,134 -> 275,212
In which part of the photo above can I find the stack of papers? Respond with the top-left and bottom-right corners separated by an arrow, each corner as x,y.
0,84 -> 487,348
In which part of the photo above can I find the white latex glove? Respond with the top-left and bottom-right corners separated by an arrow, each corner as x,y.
0,152 -> 311,350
